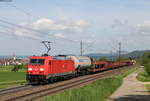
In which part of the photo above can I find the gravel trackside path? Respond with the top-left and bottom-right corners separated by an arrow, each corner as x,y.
107,69 -> 150,101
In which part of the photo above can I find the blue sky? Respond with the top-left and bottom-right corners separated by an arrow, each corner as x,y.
0,0 -> 150,56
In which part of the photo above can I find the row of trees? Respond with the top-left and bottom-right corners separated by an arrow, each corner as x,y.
98,52 -> 150,75
98,56 -> 130,61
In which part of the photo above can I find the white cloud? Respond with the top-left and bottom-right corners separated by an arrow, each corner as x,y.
12,18 -> 89,39
111,19 -> 150,50
111,19 -> 128,29
135,21 -> 150,36
54,33 -> 65,38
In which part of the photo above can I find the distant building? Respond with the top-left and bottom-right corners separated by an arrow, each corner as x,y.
0,55 -> 29,65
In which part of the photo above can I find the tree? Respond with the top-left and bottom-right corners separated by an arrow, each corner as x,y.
115,56 -> 128,61
142,52 -> 150,75
98,57 -> 108,61
144,63 -> 150,75
11,64 -> 27,72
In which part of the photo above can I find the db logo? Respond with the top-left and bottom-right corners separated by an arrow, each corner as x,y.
34,68 -> 38,71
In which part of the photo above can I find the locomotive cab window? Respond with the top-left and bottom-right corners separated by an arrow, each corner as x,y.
30,59 -> 45,65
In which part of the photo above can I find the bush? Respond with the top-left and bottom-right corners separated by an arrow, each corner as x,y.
144,63 -> 150,75
142,52 -> 150,65
142,52 -> 150,75
147,84 -> 150,92
136,70 -> 150,82
98,57 -> 108,61
11,64 -> 27,72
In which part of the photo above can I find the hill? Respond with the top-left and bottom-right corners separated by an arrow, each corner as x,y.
86,50 -> 150,59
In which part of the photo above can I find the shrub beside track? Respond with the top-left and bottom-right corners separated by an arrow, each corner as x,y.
136,69 -> 150,93
136,70 -> 150,82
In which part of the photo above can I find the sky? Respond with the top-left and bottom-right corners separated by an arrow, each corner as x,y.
0,0 -> 150,56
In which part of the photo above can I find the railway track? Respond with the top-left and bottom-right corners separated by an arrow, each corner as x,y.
0,85 -> 34,95
0,66 -> 133,101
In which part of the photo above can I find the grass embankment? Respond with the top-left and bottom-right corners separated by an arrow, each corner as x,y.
136,69 -> 150,92
147,85 -> 150,92
0,66 -> 26,89
136,70 -> 150,82
44,67 -> 137,101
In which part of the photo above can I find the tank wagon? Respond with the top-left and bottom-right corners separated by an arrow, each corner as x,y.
27,55 -> 134,84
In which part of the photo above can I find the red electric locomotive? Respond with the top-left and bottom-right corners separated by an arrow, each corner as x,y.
27,55 -> 75,83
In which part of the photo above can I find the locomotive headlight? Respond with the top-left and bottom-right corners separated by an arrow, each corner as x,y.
40,68 -> 44,71
28,68 -> 32,71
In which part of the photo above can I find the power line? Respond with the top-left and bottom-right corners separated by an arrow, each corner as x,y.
0,18 -> 99,55
5,2 -> 36,22
80,40 -> 83,56
3,3 -> 75,42
0,19 -> 47,34
0,31 -> 9,35
6,3 -> 33,17
0,24 -> 14,29
82,41 -> 95,53
118,42 -> 121,61
80,40 -> 94,55
0,18 -> 79,42
0,24 -> 15,34
0,1 -> 96,54
0,3 -> 103,55
0,18 -> 94,55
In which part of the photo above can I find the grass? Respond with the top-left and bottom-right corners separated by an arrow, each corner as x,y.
0,65 -> 14,72
147,84 -> 150,92
0,82 -> 26,89
136,70 -> 150,82
0,65 -> 26,72
0,72 -> 26,83
136,68 -> 150,92
0,65 -> 27,89
0,72 -> 26,89
44,67 -> 137,101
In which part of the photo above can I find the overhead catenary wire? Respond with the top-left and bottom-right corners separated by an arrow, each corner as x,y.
0,18 -> 91,55
0,24 -> 15,34
3,3 -> 78,43
0,31 -> 10,35
5,2 -> 37,22
1,2 -> 83,43
5,2 -> 32,16
0,18 -> 111,55
82,41 -> 95,53
0,18 -> 83,49
1,2 -> 98,54
0,2 -> 119,55
0,18 -> 78,42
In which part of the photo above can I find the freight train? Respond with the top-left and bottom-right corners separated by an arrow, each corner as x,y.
27,55 -> 134,84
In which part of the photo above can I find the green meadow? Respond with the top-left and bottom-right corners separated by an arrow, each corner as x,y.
0,65 -> 26,88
